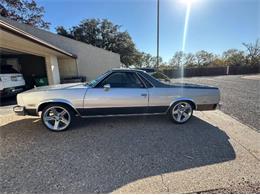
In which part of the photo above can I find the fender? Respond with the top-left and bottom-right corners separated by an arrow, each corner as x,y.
167,97 -> 197,112
36,99 -> 81,116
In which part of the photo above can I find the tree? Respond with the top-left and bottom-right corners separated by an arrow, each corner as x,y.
169,51 -> 185,68
142,52 -> 153,67
56,19 -> 140,66
134,52 -> 163,68
56,26 -> 74,39
184,53 -> 196,67
210,58 -> 225,67
243,39 -> 260,66
136,52 -> 152,67
0,0 -> 50,29
150,56 -> 162,68
223,49 -> 246,66
195,50 -> 215,66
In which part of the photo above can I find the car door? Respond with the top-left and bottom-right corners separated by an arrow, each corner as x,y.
82,72 -> 149,116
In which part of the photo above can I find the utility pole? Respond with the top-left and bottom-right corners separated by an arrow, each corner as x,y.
156,0 -> 160,69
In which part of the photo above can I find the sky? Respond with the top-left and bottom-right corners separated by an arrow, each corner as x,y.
36,0 -> 259,62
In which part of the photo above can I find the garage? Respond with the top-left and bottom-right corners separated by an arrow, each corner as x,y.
0,48 -> 47,89
0,19 -> 79,99
0,16 -> 121,100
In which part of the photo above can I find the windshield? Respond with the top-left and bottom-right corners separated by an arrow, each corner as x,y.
87,70 -> 112,87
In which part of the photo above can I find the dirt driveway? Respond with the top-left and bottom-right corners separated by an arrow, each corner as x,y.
0,111 -> 259,193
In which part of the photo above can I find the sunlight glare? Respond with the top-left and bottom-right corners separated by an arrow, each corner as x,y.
180,0 -> 196,5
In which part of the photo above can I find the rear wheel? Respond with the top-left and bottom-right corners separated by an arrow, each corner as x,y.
41,104 -> 73,131
169,101 -> 193,124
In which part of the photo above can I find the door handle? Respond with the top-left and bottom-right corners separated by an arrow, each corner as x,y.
141,93 -> 147,97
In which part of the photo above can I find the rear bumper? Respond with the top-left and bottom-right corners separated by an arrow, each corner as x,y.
13,106 -> 38,116
196,104 -> 218,111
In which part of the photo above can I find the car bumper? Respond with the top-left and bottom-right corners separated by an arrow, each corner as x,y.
13,105 -> 26,115
13,106 -> 38,116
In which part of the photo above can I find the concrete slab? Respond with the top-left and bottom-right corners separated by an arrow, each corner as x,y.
1,110 -> 259,193
242,74 -> 260,80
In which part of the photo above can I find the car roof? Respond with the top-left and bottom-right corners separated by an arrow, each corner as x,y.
111,68 -> 146,73
136,68 -> 155,73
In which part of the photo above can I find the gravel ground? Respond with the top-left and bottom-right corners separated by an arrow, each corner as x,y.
199,182 -> 260,194
174,74 -> 260,132
0,114 -> 235,193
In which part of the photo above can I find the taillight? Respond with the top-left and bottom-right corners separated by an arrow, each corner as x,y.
1,77 -> 10,82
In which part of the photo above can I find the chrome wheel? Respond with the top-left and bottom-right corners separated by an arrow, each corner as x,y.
172,102 -> 193,123
42,106 -> 71,131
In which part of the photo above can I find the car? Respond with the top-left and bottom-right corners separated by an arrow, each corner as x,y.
13,69 -> 220,132
0,65 -> 25,98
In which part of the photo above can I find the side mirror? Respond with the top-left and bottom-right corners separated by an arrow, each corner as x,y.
103,84 -> 111,91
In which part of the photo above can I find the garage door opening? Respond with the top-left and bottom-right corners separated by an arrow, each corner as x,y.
0,48 -> 48,89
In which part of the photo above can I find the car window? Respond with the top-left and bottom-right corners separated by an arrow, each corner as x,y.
88,70 -> 111,87
97,72 -> 145,88
137,73 -> 153,88
0,65 -> 19,74
151,72 -> 170,82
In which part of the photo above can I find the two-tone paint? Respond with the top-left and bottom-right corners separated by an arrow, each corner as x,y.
15,69 -> 220,117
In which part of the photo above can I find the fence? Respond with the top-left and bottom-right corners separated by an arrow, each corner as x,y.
162,65 -> 260,78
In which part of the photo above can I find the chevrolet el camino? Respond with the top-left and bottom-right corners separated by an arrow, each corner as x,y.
14,69 -> 220,131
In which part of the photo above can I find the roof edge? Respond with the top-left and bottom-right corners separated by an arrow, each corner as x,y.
0,19 -> 77,58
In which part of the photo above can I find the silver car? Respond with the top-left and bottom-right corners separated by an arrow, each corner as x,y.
14,69 -> 220,131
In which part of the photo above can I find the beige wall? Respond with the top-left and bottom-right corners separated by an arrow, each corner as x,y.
27,34 -> 121,81
58,58 -> 78,79
72,46 -> 121,81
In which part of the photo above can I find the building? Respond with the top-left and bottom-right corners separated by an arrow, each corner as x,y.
0,16 -> 121,88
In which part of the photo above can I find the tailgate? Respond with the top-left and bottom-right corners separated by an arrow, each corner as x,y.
0,74 -> 25,89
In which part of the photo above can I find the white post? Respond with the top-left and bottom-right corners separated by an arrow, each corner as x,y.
45,55 -> 60,85
226,66 -> 230,75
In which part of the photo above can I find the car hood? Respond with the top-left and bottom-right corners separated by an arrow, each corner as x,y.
22,83 -> 88,93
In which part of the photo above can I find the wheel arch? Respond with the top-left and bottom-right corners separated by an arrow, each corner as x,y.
37,99 -> 80,116
167,98 -> 197,113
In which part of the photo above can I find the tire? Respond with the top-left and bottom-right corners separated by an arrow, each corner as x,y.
41,103 -> 74,132
168,101 -> 193,124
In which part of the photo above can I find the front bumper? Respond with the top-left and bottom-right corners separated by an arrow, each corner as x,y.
13,105 -> 26,116
13,106 -> 38,116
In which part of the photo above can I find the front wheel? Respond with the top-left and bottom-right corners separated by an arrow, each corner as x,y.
41,104 -> 73,131
169,101 -> 193,124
